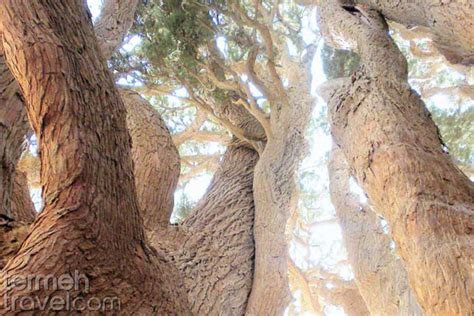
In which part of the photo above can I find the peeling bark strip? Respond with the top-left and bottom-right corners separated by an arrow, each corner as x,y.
0,1 -> 188,313
168,142 -> 257,315
320,1 -> 474,314
121,89 -> 180,232
329,147 -> 422,315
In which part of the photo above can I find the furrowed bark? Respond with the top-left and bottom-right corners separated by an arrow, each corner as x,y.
0,44 -> 35,272
173,142 -> 257,315
353,0 -> 474,65
0,43 -> 33,221
10,171 -> 35,223
320,2 -> 474,314
329,147 -> 422,315
121,89 -> 180,233
321,45 -> 420,315
246,54 -> 315,315
0,1 -> 188,313
95,0 -> 140,60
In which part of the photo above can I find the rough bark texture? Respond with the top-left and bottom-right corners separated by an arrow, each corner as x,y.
0,172 -> 35,271
94,0 -> 140,60
121,89 -> 180,233
320,2 -> 474,314
0,1 -> 188,313
246,56 -> 315,315
0,43 -> 32,220
353,0 -> 474,65
10,171 -> 36,223
329,147 -> 422,315
0,219 -> 29,271
167,142 -> 257,315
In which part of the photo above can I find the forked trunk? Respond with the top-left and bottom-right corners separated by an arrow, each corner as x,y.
320,2 -> 474,314
246,73 -> 314,315
0,0 -> 188,313
329,147 -> 422,315
121,89 -> 180,235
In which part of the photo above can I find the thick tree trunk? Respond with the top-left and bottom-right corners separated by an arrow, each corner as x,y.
321,45 -> 421,315
329,147 -> 422,315
353,0 -> 474,65
320,2 -> 474,314
121,89 -> 180,234
165,141 -> 257,315
0,1 -> 188,313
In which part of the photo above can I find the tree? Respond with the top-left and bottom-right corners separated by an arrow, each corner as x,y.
320,1 -> 474,314
0,0 -> 316,313
0,0 -> 188,313
1,0 -> 472,314
116,1 -> 317,313
318,44 -> 422,315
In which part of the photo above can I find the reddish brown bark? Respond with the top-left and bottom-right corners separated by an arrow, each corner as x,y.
0,43 -> 33,221
0,1 -> 188,313
320,2 -> 474,314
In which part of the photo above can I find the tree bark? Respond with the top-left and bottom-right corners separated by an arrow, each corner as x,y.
95,0 -> 140,60
0,43 -> 33,221
246,54 -> 315,315
352,0 -> 474,65
165,141 -> 257,315
329,146 -> 422,315
0,1 -> 188,313
320,2 -> 474,314
10,171 -> 35,223
121,89 -> 180,233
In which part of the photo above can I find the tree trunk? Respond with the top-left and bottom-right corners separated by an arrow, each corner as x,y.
329,147 -> 422,315
165,141 -> 257,315
353,0 -> 474,65
246,54 -> 315,315
94,0 -> 140,60
0,1 -> 188,313
320,2 -> 474,314
0,43 -> 33,221
10,171 -> 35,223
321,45 -> 421,315
121,89 -> 180,234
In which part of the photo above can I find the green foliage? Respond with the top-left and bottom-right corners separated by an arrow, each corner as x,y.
137,0 -> 214,72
